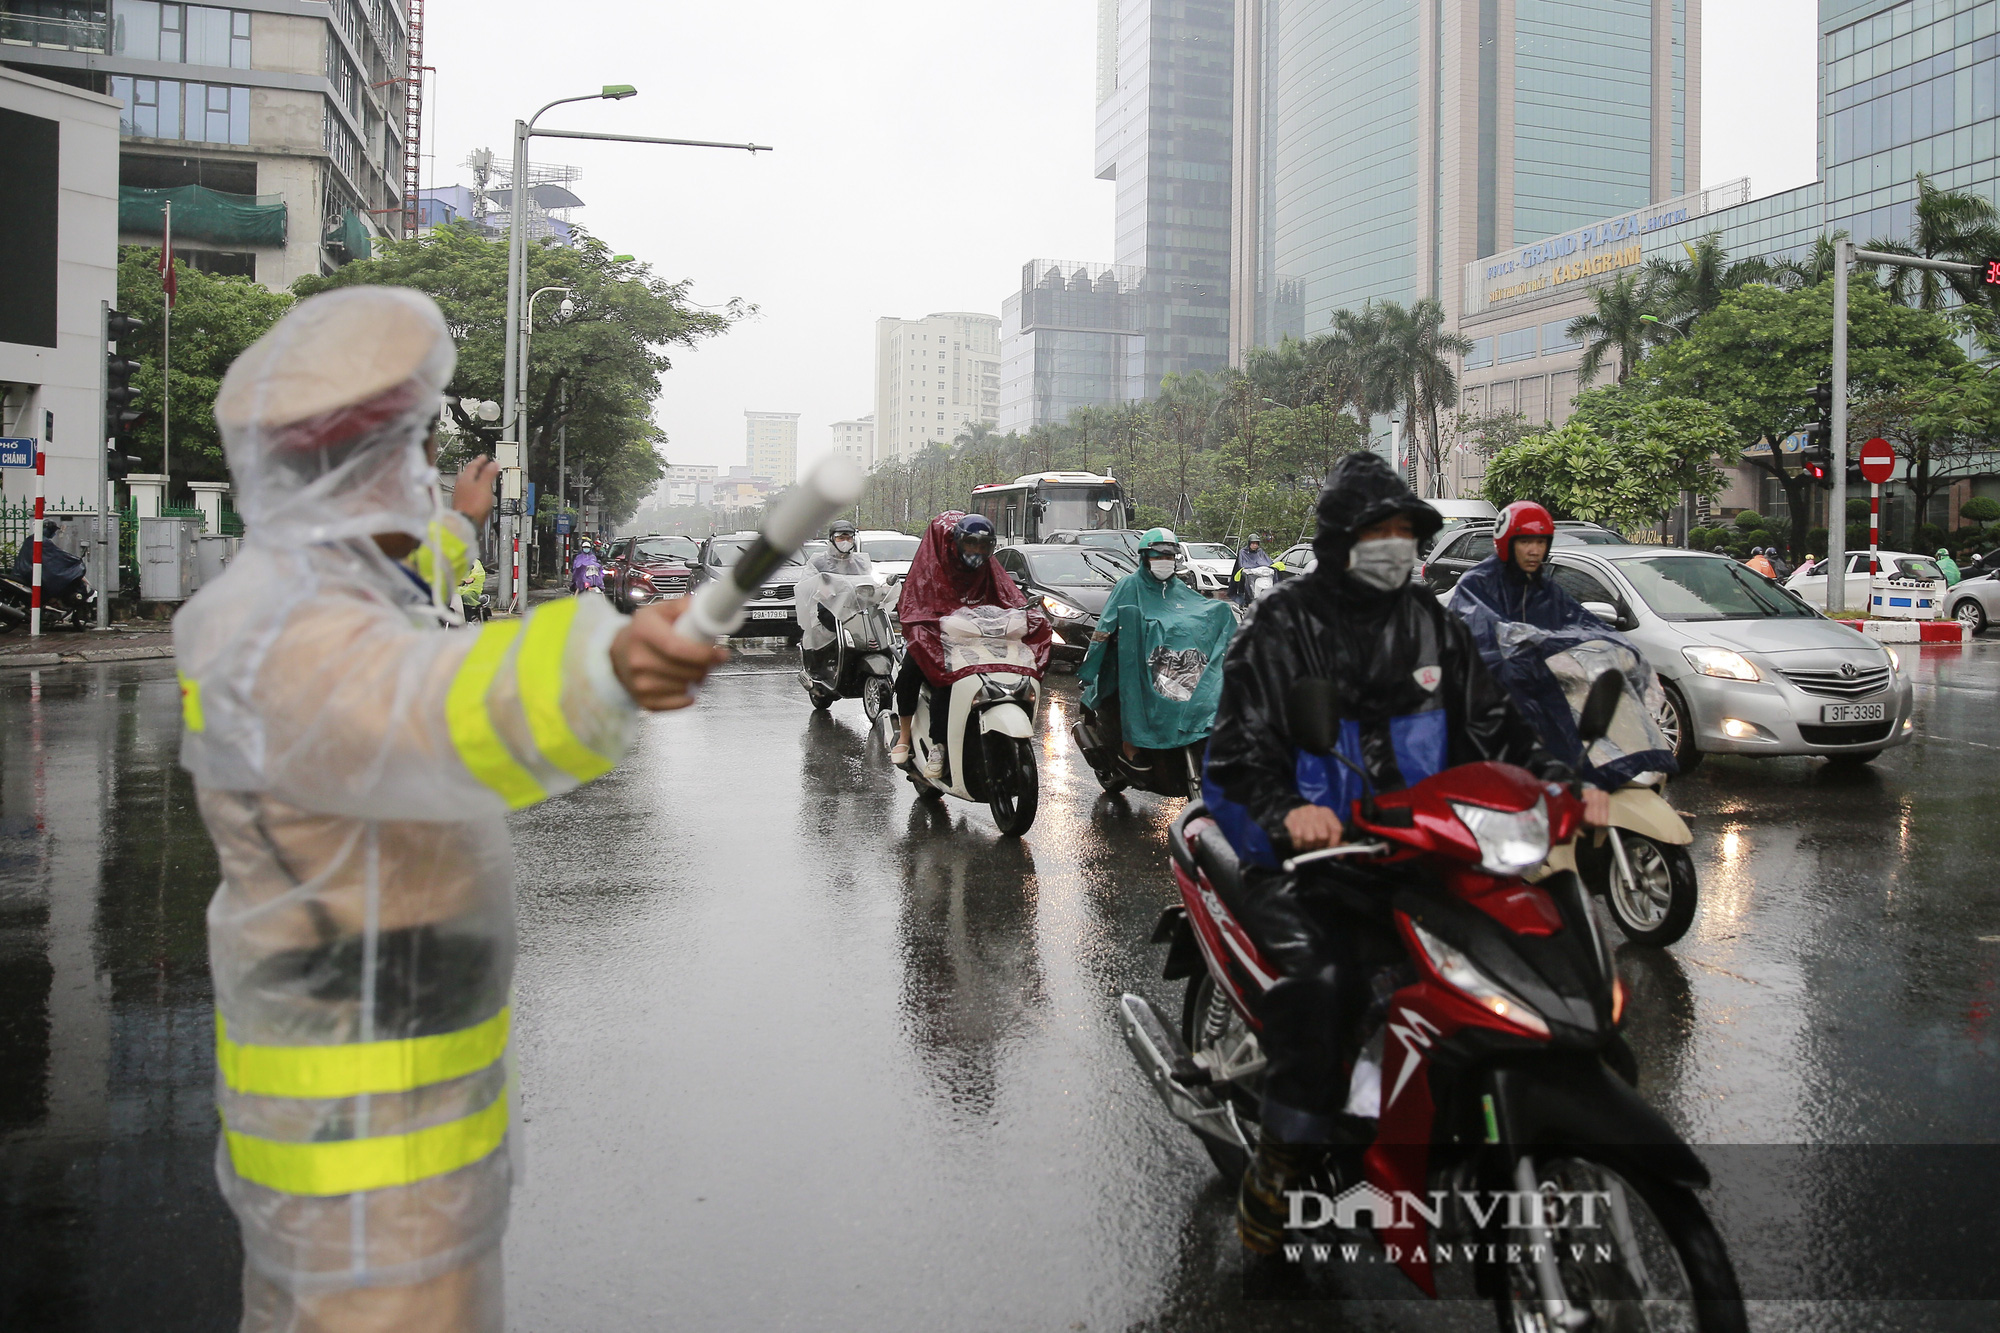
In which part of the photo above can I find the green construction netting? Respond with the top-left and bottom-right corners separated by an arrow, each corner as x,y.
120,185 -> 288,247
332,207 -> 372,263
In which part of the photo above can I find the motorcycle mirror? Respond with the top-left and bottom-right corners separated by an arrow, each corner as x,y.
1576,670 -> 1625,744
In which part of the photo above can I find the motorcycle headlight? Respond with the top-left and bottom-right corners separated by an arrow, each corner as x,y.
1681,645 -> 1759,681
1448,798 -> 1551,875
854,581 -> 882,605
1042,595 -> 1087,620
1407,919 -> 1549,1036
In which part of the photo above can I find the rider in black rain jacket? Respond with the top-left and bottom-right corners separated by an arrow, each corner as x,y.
1200,452 -> 1576,1255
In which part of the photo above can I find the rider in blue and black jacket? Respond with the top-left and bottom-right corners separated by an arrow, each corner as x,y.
1201,452 -> 1589,1255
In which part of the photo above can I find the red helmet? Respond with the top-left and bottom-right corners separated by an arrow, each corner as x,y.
1495,501 -> 1555,562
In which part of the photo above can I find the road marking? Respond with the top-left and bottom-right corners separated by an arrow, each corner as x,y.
1918,734 -> 2000,752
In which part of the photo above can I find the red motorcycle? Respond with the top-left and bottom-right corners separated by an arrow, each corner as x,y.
1119,676 -> 1744,1331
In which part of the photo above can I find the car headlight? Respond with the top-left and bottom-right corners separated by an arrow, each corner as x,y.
1042,595 -> 1087,620
1449,798 -> 1551,875
1681,645 -> 1760,681
1884,646 -> 1900,672
1407,919 -> 1549,1036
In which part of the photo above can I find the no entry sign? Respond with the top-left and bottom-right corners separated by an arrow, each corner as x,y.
1859,437 -> 1896,486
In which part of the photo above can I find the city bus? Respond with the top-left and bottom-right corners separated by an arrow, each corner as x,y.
968,472 -> 1134,546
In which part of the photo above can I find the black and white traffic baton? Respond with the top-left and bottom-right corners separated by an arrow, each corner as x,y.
672,454 -> 867,647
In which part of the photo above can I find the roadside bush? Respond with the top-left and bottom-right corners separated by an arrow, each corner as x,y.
1847,498 -> 1871,521
1916,523 -> 1947,550
1847,522 -> 1871,550
1960,496 -> 1999,529
1807,527 -> 1828,557
1733,510 -> 1765,531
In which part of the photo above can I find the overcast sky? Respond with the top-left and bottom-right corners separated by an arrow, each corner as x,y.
424,1 -> 1821,485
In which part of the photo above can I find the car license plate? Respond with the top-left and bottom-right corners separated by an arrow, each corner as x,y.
1821,701 -> 1884,724
748,607 -> 790,620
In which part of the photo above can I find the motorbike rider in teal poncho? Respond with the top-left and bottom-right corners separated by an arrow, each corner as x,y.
1078,529 -> 1237,773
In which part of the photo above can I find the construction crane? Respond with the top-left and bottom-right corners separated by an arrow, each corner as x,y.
403,0 -> 425,236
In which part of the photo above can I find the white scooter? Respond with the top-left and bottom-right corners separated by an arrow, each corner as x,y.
906,607 -> 1043,836
796,573 -> 901,725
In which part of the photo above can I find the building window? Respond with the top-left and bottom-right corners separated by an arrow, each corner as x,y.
1497,328 -> 1538,364
111,74 -> 249,143
1465,337 -> 1494,369
112,2 -> 251,69
1541,321 -> 1582,354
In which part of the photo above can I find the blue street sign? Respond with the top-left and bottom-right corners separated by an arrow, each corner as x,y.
554,513 -> 572,534
524,481 -> 537,517
0,438 -> 36,469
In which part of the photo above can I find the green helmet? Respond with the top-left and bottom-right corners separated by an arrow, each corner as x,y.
1139,526 -> 1179,560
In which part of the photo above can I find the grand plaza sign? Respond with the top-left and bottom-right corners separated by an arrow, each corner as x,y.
1461,179 -> 1750,317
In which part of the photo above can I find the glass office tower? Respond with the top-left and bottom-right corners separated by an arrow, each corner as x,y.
1096,0 -> 1235,400
1234,0 -> 1699,340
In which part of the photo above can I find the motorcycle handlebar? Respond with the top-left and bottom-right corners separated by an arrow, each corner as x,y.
1281,841 -> 1390,873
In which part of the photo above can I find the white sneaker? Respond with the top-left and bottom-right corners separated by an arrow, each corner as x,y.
921,750 -> 946,781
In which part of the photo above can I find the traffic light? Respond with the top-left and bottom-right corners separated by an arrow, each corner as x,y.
105,308 -> 144,440
105,441 -> 139,481
1984,259 -> 2000,286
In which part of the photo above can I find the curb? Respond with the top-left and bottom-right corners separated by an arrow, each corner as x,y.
1834,619 -> 1967,644
0,644 -> 176,670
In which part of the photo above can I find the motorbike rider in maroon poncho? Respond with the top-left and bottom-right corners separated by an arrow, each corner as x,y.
891,512 -> 1053,779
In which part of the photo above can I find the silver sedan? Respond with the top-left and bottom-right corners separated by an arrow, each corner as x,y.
1943,567 -> 2000,635
1538,547 -> 1914,769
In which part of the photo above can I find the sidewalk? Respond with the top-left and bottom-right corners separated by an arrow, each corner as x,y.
0,620 -> 175,670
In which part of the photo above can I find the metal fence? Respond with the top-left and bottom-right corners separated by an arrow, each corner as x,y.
1,497 -> 242,590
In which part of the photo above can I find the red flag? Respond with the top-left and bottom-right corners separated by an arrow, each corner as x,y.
159,204 -> 177,307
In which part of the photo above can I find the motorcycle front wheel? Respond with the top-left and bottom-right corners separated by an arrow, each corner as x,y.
1490,1151 -> 1744,1333
985,733 -> 1039,836
862,674 -> 892,726
1596,832 -> 1697,947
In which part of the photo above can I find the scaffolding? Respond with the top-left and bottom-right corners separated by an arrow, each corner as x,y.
402,0 -> 425,236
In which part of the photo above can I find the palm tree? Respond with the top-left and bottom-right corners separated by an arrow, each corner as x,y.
1371,298 -> 1472,498
1860,174 -> 2000,316
1567,273 -> 1656,386
1773,230 -> 1850,289
1644,233 -> 1779,332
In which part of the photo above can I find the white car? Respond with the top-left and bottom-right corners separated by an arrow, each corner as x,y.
856,529 -> 920,584
1784,550 -> 1947,617
1179,541 -> 1236,596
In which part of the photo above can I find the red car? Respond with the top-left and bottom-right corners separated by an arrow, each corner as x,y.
603,534 -> 700,613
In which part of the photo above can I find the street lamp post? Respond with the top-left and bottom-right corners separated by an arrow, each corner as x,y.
497,84 -> 770,610
512,284 -> 573,592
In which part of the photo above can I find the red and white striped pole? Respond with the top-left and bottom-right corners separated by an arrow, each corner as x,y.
30,449 -> 44,637
1870,483 -> 1880,578
512,532 -> 521,612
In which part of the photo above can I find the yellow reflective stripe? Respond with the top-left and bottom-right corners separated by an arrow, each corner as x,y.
215,1006 -> 510,1099
516,598 -> 614,784
178,672 -> 205,732
224,1091 -> 509,1197
428,519 -> 471,589
446,620 -> 546,808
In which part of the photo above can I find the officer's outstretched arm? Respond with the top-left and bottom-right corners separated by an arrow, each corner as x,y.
249,591 -> 638,821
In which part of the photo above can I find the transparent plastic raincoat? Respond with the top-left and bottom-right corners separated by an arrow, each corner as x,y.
794,545 -> 878,653
175,287 -> 635,1332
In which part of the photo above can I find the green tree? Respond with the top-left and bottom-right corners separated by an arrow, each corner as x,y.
1627,281 -> 1967,558
1481,396 -> 1732,532
1367,297 -> 1470,497
294,223 -> 741,524
113,245 -> 294,499
1644,233 -> 1779,333
1566,272 -> 1657,386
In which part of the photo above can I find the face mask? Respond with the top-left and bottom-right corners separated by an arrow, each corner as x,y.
959,550 -> 988,570
1149,558 -> 1177,581
1346,536 -> 1418,592
833,538 -> 855,552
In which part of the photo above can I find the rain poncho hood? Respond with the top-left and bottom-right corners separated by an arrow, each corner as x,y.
897,511 -> 1052,684
1310,451 -> 1443,573
1079,566 -> 1236,749
1451,555 -> 1676,787
213,285 -> 454,548
1938,550 -> 1962,585
177,286 -> 638,1331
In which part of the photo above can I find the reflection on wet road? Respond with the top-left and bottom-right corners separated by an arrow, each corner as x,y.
3,645 -> 1997,1330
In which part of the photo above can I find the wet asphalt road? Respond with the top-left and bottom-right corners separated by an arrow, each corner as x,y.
2,642 -> 1998,1331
